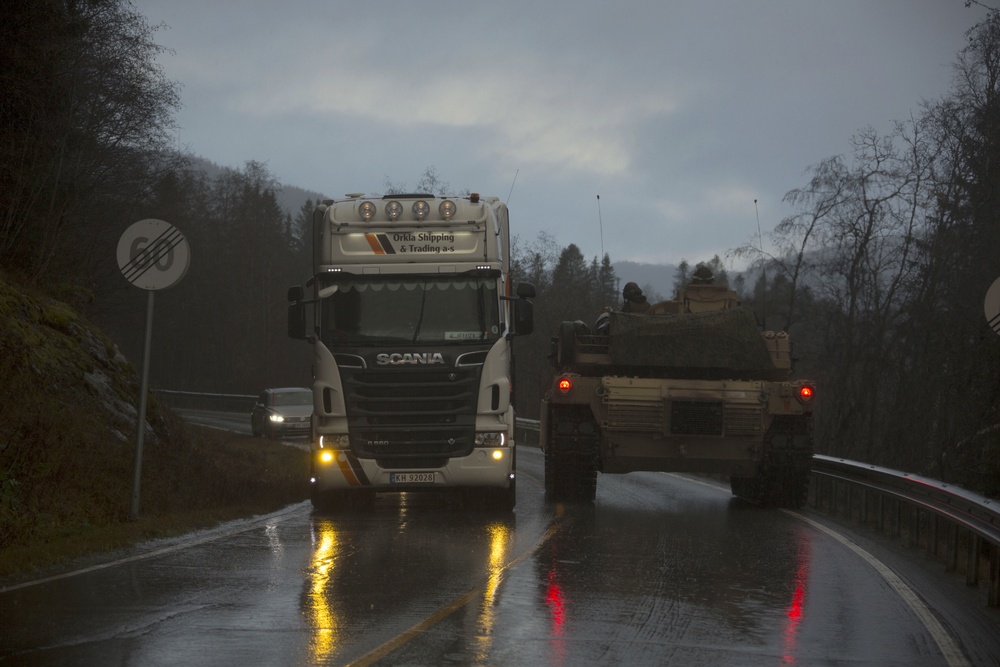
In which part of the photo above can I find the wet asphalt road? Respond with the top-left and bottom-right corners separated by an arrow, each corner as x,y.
3,422 -> 1000,665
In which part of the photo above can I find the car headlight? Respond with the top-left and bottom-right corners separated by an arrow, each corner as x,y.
269,414 -> 285,423
475,432 -> 506,447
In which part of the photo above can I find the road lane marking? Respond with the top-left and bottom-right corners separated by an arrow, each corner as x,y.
783,510 -> 970,667
346,521 -> 562,667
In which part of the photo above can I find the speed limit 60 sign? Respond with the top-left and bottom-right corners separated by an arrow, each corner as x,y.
117,219 -> 190,290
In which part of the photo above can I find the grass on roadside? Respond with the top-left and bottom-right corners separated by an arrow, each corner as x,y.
0,419 -> 310,581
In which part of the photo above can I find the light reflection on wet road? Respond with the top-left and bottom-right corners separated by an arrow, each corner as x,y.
2,446 -> 999,666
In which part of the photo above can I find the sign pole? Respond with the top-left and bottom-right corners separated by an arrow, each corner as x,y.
129,289 -> 155,521
117,218 -> 190,521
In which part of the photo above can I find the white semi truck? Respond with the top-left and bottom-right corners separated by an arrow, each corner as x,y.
288,193 -> 534,511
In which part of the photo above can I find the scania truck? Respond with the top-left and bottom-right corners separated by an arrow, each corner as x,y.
288,193 -> 534,511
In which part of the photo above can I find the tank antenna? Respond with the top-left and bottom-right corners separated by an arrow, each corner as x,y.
755,198 -> 766,329
597,194 -> 605,259
505,168 -> 519,205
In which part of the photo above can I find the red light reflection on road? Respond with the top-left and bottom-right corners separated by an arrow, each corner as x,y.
782,535 -> 811,664
545,568 -> 567,666
545,570 -> 566,633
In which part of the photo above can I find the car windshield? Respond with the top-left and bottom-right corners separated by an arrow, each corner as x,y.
318,274 -> 501,346
272,390 -> 312,406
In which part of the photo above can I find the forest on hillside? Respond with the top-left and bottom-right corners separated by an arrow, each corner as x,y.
1,1 -> 997,494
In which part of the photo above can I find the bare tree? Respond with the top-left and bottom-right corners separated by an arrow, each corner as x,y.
0,0 -> 180,282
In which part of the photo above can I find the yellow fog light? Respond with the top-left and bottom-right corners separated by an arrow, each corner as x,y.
319,451 -> 334,463
492,450 -> 504,461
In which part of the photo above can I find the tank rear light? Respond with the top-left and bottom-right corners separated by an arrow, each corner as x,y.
797,384 -> 815,403
557,377 -> 572,394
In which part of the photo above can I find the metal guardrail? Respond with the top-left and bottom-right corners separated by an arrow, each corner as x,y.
154,389 -> 256,412
162,392 -> 998,606
809,454 -> 1000,607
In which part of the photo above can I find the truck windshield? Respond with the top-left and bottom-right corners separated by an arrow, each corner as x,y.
318,274 -> 501,346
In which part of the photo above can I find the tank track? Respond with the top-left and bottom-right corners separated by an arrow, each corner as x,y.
544,406 -> 599,502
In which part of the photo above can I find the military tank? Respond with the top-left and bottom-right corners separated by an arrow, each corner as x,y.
539,271 -> 815,507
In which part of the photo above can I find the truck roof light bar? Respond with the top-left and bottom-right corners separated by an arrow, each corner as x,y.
439,200 -> 456,219
385,200 -> 403,220
358,201 -> 376,221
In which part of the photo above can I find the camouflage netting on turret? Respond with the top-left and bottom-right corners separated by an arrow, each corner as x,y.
607,308 -> 777,375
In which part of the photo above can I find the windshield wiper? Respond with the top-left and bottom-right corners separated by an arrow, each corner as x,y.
411,285 -> 428,341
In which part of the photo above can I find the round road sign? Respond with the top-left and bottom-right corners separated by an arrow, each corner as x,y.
986,276 -> 1000,335
116,219 -> 190,291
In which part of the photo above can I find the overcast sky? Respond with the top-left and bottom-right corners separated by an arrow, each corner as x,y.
133,0 -> 989,268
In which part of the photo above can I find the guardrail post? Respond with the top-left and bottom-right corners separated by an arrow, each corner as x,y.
889,498 -> 903,540
990,544 -> 999,607
967,534 -> 980,586
986,544 -> 1000,607
928,515 -> 939,559
946,523 -> 959,572
860,488 -> 868,525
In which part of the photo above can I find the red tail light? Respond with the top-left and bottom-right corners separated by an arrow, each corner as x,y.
557,377 -> 572,395
798,384 -> 814,402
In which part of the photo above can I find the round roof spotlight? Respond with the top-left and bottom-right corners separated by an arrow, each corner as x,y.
412,200 -> 430,220
358,201 -> 376,221
385,200 -> 403,221
439,200 -> 457,220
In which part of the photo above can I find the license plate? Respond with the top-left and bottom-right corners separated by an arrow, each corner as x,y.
390,472 -> 436,484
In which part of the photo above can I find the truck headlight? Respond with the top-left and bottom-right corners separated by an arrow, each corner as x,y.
475,432 -> 506,447
319,434 -> 350,448
269,414 -> 285,423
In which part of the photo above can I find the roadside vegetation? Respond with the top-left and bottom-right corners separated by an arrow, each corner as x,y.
0,274 -> 308,580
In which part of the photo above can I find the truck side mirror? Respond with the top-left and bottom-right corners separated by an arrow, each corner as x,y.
513,299 -> 533,336
288,302 -> 307,340
288,285 -> 304,302
516,282 -> 536,299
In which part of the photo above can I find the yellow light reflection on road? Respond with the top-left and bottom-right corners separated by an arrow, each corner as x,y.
472,520 -> 512,662
309,520 -> 340,663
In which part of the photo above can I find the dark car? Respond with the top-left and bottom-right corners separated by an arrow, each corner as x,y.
250,387 -> 313,439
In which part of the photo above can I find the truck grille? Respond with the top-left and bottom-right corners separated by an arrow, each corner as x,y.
341,367 -> 480,459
